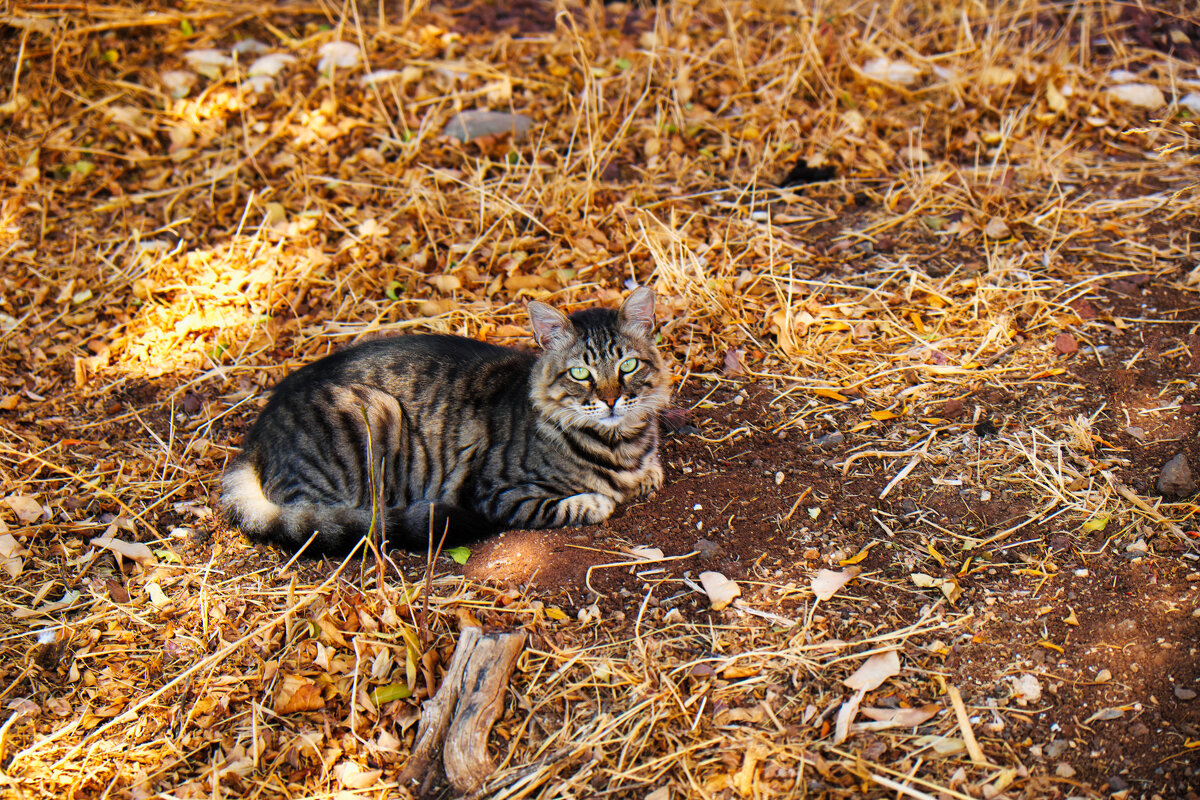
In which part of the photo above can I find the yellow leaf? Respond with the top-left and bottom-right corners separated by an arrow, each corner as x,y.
812,388 -> 850,402
1046,82 -> 1067,112
870,409 -> 901,421
849,421 -> 873,432
927,542 -> 946,567
910,312 -> 925,334
1081,515 -> 1109,532
545,607 -> 569,622
1029,368 -> 1066,379
840,543 -> 877,565
1038,640 -> 1064,653
817,321 -> 851,333
1064,608 -> 1079,626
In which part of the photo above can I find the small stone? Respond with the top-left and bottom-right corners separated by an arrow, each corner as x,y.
1095,669 -> 1112,683
1108,776 -> 1129,792
774,471 -> 785,485
1054,763 -> 1076,778
694,539 -> 723,562
812,431 -> 845,449
1157,454 -> 1197,497
1124,425 -> 1145,441
1174,685 -> 1197,701
1126,539 -> 1149,554
1044,739 -> 1068,759
984,216 -> 1011,238
1129,721 -> 1150,737
1049,534 -> 1070,551
803,548 -> 820,560
444,110 -> 533,142
899,498 -> 918,516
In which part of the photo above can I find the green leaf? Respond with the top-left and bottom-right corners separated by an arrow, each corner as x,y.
385,280 -> 403,301
369,683 -> 412,706
179,19 -> 194,36
102,49 -> 119,64
615,57 -> 632,71
445,546 -> 471,564
73,160 -> 95,176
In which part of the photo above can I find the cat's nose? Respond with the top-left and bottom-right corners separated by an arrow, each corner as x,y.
597,388 -> 620,408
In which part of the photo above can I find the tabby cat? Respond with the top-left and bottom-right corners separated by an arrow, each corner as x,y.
219,288 -> 670,555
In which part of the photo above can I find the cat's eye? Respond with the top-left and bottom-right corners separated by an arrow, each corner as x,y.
569,366 -> 591,381
618,357 -> 640,374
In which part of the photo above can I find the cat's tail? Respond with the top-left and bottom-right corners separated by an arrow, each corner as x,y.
218,460 -> 497,556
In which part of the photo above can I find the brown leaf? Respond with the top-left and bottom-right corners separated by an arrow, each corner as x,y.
3,495 -> 44,523
90,536 -> 157,566
1054,333 -> 1078,354
274,674 -> 325,714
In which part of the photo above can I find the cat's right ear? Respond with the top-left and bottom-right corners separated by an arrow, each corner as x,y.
528,302 -> 576,350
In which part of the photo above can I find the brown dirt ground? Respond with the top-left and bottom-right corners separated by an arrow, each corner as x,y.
184,265 -> 1200,797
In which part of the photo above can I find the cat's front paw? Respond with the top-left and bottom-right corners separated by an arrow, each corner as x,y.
562,492 -> 616,525
631,464 -> 663,499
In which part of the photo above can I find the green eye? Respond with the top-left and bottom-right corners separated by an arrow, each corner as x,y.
569,366 -> 591,381
619,357 -> 640,374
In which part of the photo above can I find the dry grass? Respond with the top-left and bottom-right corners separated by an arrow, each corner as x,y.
0,0 -> 1198,797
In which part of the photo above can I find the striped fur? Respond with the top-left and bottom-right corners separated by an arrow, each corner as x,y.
219,288 -> 670,555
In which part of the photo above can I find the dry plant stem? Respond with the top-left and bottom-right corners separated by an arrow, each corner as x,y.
946,684 -> 989,765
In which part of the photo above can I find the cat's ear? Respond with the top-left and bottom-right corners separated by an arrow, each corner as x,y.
618,287 -> 656,339
528,301 -> 576,350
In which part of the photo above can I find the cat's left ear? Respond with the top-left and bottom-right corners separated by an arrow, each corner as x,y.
528,301 -> 576,350
618,287 -> 656,339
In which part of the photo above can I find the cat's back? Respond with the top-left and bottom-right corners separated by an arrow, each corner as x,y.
272,333 -> 534,396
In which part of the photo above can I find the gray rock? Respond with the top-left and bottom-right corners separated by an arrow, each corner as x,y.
694,539 -> 723,561
812,431 -> 845,450
1175,685 -> 1197,701
1043,739 -> 1068,759
1158,454 -> 1197,497
899,498 -> 918,516
444,110 -> 532,142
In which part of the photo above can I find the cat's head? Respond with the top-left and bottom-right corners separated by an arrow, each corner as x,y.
528,287 -> 671,435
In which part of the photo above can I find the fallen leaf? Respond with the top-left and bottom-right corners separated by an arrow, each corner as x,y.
145,582 -> 169,606
333,761 -> 382,789
834,688 -> 863,744
247,53 -> 296,78
630,546 -> 664,560
984,216 -> 1011,238
1107,83 -> 1165,108
318,41 -> 361,72
862,57 -> 921,86
444,546 -> 470,564
844,649 -> 901,692
858,704 -> 940,728
275,674 -> 326,714
1054,333 -> 1078,354
699,571 -> 740,610
0,533 -> 27,558
426,274 -> 461,293
4,495 -> 44,523
1084,706 -> 1127,723
723,348 -> 747,376
91,536 -> 157,566
810,569 -> 853,601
